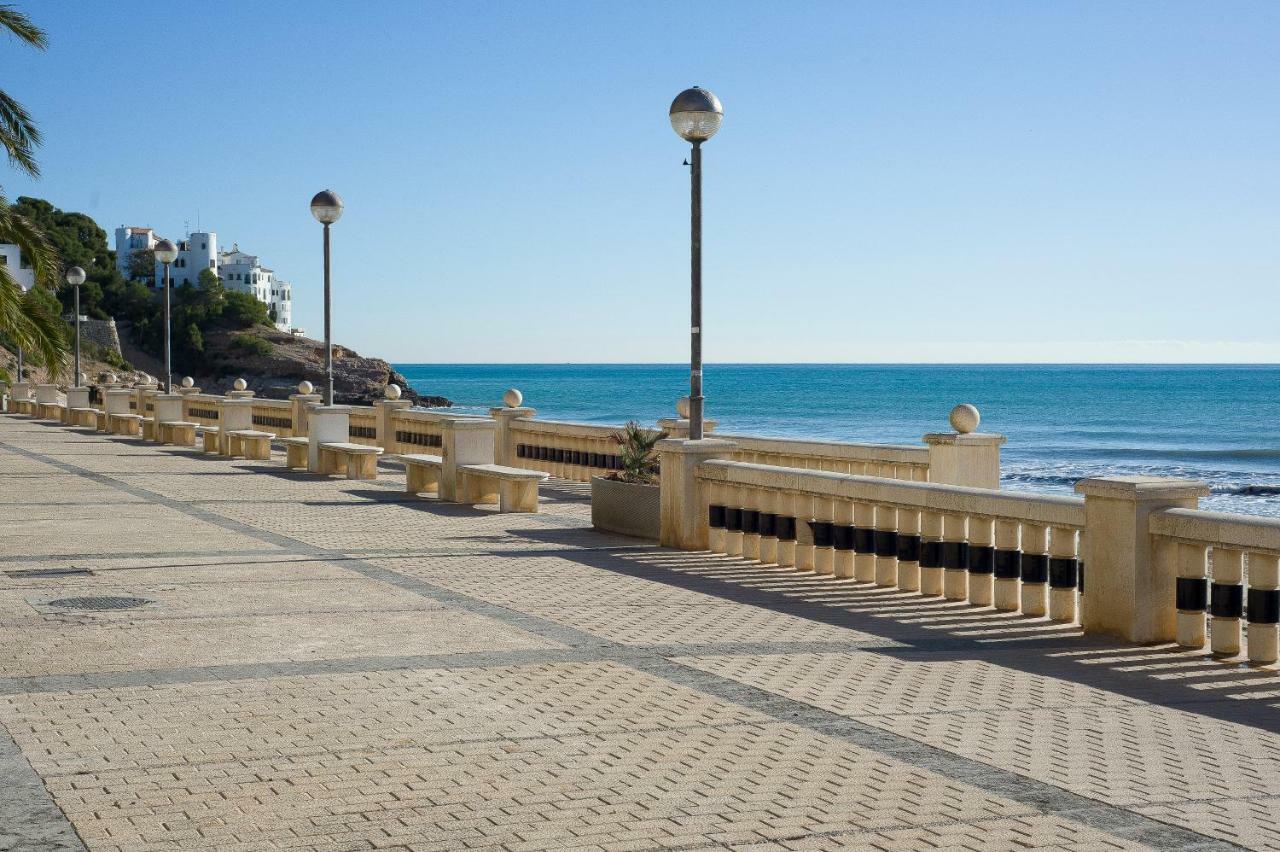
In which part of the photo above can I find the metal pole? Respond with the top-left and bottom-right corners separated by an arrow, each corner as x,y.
73,283 -> 81,386
15,345 -> 21,382
323,222 -> 333,406
689,141 -> 704,441
163,263 -> 172,393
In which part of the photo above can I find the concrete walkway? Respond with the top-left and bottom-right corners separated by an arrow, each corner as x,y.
2,415 -> 1279,852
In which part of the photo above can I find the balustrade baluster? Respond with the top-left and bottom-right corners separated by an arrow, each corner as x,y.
875,505 -> 899,587
853,502 -> 876,583
758,489 -> 779,565
1248,553 -> 1279,665
1210,547 -> 1243,656
920,512 -> 944,596
942,514 -> 969,601
833,500 -> 856,579
896,509 -> 922,591
1048,526 -> 1079,623
967,517 -> 994,606
1176,541 -> 1208,648
1020,524 -> 1048,617
811,497 -> 836,576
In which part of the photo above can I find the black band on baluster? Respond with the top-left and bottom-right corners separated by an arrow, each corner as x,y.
1049,557 -> 1078,589
968,545 -> 995,574
920,540 -> 943,569
809,521 -> 834,548
516,444 -> 528,458
741,510 -> 760,535
777,516 -> 797,542
875,530 -> 899,558
1176,576 -> 1208,611
759,513 -> 777,537
1210,583 -> 1244,618
1248,588 -> 1280,624
833,525 -> 855,551
725,508 -> 743,532
994,549 -> 1021,579
708,505 -> 726,529
853,528 -> 875,553
897,535 -> 921,562
1021,553 -> 1049,584
942,541 -> 970,571
1078,561 -> 1085,592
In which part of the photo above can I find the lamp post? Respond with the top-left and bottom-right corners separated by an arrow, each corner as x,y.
669,86 -> 722,441
309,190 -> 343,406
154,239 -> 179,393
65,266 -> 86,386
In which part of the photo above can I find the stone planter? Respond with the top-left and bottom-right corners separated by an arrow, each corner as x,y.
591,476 -> 660,541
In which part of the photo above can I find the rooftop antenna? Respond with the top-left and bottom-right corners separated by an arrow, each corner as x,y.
184,219 -> 190,238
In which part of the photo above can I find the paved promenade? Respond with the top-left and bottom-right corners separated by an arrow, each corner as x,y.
2,416 -> 1280,851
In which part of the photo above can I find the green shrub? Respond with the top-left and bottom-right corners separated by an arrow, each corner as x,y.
230,333 -> 272,357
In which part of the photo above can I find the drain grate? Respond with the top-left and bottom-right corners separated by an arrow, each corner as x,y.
6,567 -> 93,579
46,596 -> 153,611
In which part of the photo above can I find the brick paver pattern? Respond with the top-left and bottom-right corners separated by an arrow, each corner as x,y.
2,416 -> 1279,851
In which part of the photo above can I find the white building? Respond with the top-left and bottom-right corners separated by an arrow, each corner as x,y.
0,243 -> 36,291
218,245 -> 292,332
114,226 -> 297,334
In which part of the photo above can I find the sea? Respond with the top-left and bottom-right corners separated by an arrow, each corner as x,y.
395,364 -> 1280,518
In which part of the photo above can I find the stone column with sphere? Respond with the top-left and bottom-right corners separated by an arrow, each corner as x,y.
375,384 -> 412,452
290,381 -> 323,439
922,404 -> 1007,489
490,388 -> 536,466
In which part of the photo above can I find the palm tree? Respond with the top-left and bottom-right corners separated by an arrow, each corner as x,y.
0,4 -> 65,380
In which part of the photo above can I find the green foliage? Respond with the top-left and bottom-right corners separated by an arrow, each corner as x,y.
230,333 -> 272,357
609,421 -> 668,484
222,291 -> 271,329
83,340 -> 129,370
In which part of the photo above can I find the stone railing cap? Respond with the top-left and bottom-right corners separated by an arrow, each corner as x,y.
922,432 -> 1007,446
445,417 -> 496,430
656,437 -> 738,454
489,406 -> 536,417
1075,476 -> 1210,500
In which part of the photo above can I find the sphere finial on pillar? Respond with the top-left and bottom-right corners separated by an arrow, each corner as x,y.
181,376 -> 194,388
676,396 -> 691,419
503,388 -> 523,408
233,378 -> 247,392
384,383 -> 401,400
298,380 -> 314,395
949,403 -> 981,434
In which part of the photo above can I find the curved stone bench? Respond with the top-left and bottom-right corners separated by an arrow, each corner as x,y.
280,437 -> 310,470
458,463 -> 547,513
195,425 -> 220,453
226,429 -> 275,460
158,420 -> 198,447
399,453 -> 443,495
107,413 -> 144,436
319,442 -> 382,480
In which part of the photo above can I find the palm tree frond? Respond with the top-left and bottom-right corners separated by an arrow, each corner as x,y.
0,6 -> 47,50
0,90 -> 40,177
0,265 -> 68,380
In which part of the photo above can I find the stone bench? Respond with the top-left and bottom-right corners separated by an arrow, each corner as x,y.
457,463 -> 547,513
195,425 -> 219,453
38,402 -> 65,421
319,442 -> 383,480
157,420 -> 197,446
280,437 -> 310,470
400,454 -> 444,495
107,413 -> 144,436
71,407 -> 99,428
226,429 -> 275,460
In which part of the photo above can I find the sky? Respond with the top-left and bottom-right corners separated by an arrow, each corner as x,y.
4,1 -> 1278,363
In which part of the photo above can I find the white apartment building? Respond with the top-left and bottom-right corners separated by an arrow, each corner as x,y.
218,245 -> 292,332
0,243 -> 36,291
114,226 -> 296,333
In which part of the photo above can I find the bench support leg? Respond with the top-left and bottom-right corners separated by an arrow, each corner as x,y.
286,444 -> 307,469
247,439 -> 270,461
499,480 -> 540,513
349,453 -> 377,480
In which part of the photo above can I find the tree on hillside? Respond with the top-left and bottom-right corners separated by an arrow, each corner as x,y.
0,6 -> 66,378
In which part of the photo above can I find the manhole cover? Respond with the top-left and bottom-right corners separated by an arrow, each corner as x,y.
46,596 -> 154,611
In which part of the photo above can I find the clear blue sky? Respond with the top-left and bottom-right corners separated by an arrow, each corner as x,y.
5,1 -> 1278,362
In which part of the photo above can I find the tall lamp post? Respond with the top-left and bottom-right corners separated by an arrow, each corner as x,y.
309,190 -> 344,406
65,266 -> 86,386
669,86 -> 722,441
154,239 -> 179,393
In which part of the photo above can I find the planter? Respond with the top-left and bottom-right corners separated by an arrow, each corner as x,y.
591,476 -> 661,541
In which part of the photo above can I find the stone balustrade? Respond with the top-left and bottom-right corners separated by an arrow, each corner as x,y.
504,418 -> 624,482
1149,507 -> 1280,664
250,399 -> 295,437
695,458 -> 1085,621
346,406 -> 380,447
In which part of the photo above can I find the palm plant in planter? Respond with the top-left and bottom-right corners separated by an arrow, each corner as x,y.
591,421 -> 668,539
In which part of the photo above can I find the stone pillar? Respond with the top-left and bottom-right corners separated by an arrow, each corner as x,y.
490,406 -> 536,466
65,387 -> 91,410
922,404 -> 1005,489
657,438 -> 738,550
375,399 -> 412,453
1075,476 -> 1209,643
12,381 -> 31,403
307,406 -> 350,471
290,393 -> 322,438
104,388 -> 132,417
217,398 -> 255,455
35,383 -> 60,405
0,379 -> 8,412
153,393 -> 183,424
439,418 -> 496,501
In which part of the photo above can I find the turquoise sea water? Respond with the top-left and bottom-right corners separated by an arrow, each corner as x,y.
395,364 -> 1280,517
